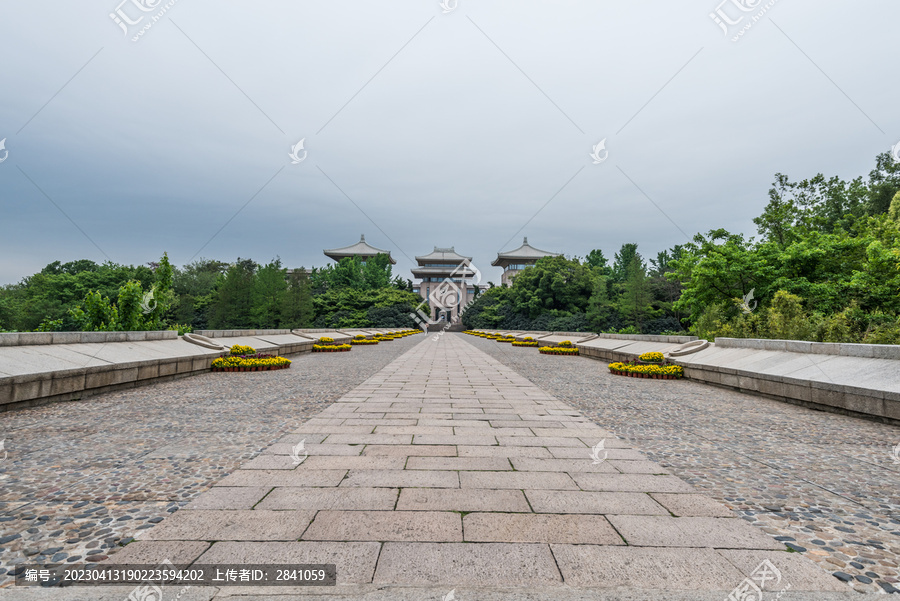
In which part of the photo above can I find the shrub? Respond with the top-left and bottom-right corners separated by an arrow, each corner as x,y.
230,344 -> 256,356
767,290 -> 812,340
638,352 -> 665,363
312,343 -> 352,352
608,361 -> 683,378
212,354 -> 291,370
539,346 -> 579,355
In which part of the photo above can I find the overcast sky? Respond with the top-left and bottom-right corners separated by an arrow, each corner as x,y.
1,0 -> 897,285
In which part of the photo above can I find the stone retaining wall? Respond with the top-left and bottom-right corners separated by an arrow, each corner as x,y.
716,337 -> 900,360
0,332 -> 320,412
574,336 -> 900,426
0,331 -> 177,346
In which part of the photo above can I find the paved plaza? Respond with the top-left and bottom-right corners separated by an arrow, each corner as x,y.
1,333 -> 897,598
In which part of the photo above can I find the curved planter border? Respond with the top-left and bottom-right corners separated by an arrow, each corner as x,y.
610,370 -> 680,380
213,364 -> 291,372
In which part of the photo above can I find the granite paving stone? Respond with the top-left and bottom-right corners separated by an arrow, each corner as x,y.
301,510 -> 462,542
255,487 -> 399,511
339,469 -> 459,488
395,488 -> 531,512
182,487 -> 271,510
142,509 -> 315,541
463,513 -> 624,544
361,444 -> 457,457
607,515 -> 785,549
525,490 -> 670,515
405,456 -> 512,471
649,493 -> 736,517
551,545 -> 744,589
460,471 -> 578,490
373,542 -> 562,586
196,541 -> 381,584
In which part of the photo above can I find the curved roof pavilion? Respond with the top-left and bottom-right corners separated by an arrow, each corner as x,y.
491,237 -> 560,268
323,235 -> 395,264
411,247 -> 476,278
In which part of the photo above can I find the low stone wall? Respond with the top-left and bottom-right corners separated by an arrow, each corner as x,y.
0,331 -> 177,346
574,336 -> 900,426
591,333 -> 697,343
0,331 -> 320,412
473,330 -> 696,344
194,329 -> 293,337
716,337 -> 900,359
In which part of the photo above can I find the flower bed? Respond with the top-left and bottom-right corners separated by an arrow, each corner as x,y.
539,346 -> 579,356
313,344 -> 351,352
230,344 -> 256,356
638,351 -> 665,363
512,340 -> 539,347
608,361 -> 683,379
212,354 -> 291,371
351,338 -> 378,345
497,336 -> 515,343
318,337 -> 334,344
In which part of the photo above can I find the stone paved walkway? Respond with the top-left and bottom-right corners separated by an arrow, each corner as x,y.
105,334 -> 851,596
0,335 -> 422,587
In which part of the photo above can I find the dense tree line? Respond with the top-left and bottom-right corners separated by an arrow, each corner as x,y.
0,253 -> 422,332
464,152 -> 900,343
3,152 -> 898,341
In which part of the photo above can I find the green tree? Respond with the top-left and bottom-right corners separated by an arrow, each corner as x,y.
618,255 -> 652,331
585,249 -> 611,276
586,276 -> 613,331
281,269 -> 314,328
505,256 -> 596,318
611,243 -> 639,283
251,259 -> 288,328
209,259 -> 257,328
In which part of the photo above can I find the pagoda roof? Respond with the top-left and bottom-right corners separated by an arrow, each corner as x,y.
324,235 -> 395,264
491,237 -> 560,266
415,246 -> 472,263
